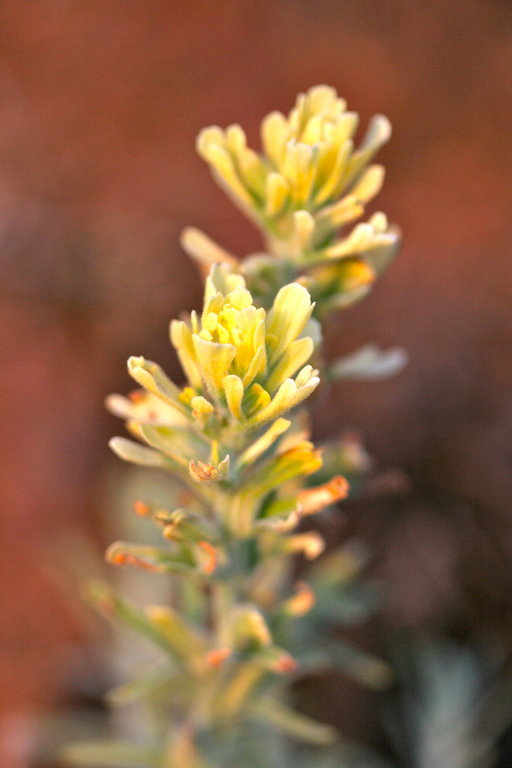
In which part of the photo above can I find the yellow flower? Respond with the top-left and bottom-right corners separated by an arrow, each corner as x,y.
198,85 -> 389,221
129,265 -> 319,432
108,265 -> 320,476
196,85 -> 398,259
188,85 -> 400,314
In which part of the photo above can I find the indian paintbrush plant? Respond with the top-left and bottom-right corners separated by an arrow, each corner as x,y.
62,85 -> 404,768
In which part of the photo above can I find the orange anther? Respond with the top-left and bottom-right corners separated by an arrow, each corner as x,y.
189,460 -> 217,483
133,500 -> 150,517
198,541 -> 218,575
128,389 -> 146,403
206,647 -> 232,668
108,550 -> 159,572
275,654 -> 298,674
286,582 -> 316,615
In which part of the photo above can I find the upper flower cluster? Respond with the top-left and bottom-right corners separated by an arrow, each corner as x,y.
189,85 -> 400,314
198,85 -> 389,233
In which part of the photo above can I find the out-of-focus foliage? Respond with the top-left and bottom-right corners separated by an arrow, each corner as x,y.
390,638 -> 512,768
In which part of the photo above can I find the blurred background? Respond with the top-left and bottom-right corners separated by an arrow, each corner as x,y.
1,1 -> 511,766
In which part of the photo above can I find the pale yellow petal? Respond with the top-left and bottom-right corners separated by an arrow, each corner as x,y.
180,227 -> 238,268
223,374 -> 245,420
292,210 -> 315,255
261,111 -> 289,167
266,336 -> 314,394
349,164 -> 385,204
192,336 -> 236,395
109,437 -> 168,469
266,283 -> 314,364
170,321 -> 203,390
249,378 -> 297,426
243,382 -> 271,417
242,344 -> 267,388
265,172 -> 289,217
237,417 -> 291,468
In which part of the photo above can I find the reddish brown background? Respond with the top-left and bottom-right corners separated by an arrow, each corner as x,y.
0,1 -> 511,765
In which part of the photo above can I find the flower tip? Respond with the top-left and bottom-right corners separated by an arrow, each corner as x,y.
206,647 -> 232,668
107,549 -> 127,566
108,436 -> 123,453
375,113 -> 392,142
286,581 -> 316,616
127,355 -> 143,368
197,540 -> 218,575
133,500 -> 150,517
275,653 -> 298,675
297,475 -> 349,516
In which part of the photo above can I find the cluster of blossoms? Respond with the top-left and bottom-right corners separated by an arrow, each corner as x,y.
107,265 -> 343,546
64,86 -> 400,768
183,85 -> 400,314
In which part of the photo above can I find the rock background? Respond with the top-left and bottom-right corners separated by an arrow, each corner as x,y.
0,1 -> 511,765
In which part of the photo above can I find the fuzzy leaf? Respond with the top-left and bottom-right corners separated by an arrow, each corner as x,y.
250,699 -> 338,745
61,741 -> 158,768
105,542 -> 196,575
327,344 -> 407,381
106,664 -> 177,706
108,437 -> 170,469
84,579 -> 190,659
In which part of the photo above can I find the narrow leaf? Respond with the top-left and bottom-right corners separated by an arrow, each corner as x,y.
61,740 -> 158,768
250,699 -> 338,745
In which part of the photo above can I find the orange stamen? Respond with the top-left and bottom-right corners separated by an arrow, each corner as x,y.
108,550 -> 159,572
275,653 -> 298,674
133,500 -> 150,517
206,647 -> 232,668
198,541 -> 218,575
